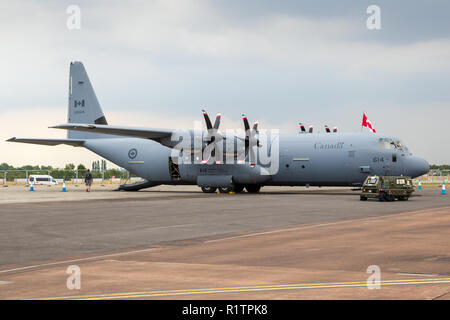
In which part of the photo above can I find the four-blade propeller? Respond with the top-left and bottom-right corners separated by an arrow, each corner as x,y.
201,110 -> 262,168
201,109 -> 224,164
240,114 -> 261,168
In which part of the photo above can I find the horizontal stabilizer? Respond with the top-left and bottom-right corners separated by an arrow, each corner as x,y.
51,123 -> 173,141
7,137 -> 85,147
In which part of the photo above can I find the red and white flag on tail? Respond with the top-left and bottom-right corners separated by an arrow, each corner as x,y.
362,113 -> 376,133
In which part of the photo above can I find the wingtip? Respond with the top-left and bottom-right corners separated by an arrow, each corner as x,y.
6,137 -> 16,142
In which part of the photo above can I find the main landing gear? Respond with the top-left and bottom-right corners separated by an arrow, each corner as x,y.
200,184 -> 261,194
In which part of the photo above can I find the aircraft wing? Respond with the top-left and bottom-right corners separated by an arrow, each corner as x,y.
7,137 -> 85,146
50,123 -> 173,141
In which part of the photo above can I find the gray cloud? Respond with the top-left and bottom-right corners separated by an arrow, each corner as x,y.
0,0 -> 449,165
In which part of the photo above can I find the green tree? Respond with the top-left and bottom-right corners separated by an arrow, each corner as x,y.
65,163 -> 75,171
0,163 -> 12,170
77,164 -> 86,170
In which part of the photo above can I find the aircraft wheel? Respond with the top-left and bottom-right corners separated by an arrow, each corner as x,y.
201,186 -> 217,193
233,184 -> 245,193
218,187 -> 233,193
245,185 -> 261,193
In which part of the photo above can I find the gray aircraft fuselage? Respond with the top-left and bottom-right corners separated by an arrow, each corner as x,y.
8,61 -> 429,189
82,132 -> 429,187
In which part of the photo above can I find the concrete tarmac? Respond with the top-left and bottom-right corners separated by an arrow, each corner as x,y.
0,186 -> 448,299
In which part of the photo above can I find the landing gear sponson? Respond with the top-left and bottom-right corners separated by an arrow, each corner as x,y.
201,185 -> 261,194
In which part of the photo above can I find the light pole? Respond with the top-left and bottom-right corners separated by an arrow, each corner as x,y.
3,171 -> 7,187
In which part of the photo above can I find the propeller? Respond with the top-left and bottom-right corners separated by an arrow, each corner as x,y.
239,114 -> 261,168
201,109 -> 224,164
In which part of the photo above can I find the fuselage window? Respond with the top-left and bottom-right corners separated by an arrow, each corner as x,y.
392,154 -> 397,163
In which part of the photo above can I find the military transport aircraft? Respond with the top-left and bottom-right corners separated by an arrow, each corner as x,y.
7,62 -> 429,193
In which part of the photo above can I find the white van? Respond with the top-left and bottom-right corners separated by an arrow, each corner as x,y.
29,175 -> 58,185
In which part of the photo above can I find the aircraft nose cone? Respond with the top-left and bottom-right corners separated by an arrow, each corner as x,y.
408,157 -> 429,178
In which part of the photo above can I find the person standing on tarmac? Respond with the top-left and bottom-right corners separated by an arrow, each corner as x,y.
85,169 -> 93,192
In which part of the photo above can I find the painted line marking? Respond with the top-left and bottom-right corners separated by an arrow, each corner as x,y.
1,206 -> 448,276
35,278 -> 450,300
0,223 -> 197,275
205,207 -> 449,243
0,281 -> 13,285
397,273 -> 439,277
0,248 -> 158,274
149,224 -> 196,230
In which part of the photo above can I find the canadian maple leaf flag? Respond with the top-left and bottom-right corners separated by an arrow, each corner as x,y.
362,113 -> 376,133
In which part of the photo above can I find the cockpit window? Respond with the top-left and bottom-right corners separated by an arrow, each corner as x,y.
379,138 -> 394,150
379,138 -> 409,152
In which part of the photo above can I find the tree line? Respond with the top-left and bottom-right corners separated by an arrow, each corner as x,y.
0,162 -> 132,181
430,164 -> 450,170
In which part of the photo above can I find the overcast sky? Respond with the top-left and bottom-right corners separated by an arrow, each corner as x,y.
0,0 -> 449,167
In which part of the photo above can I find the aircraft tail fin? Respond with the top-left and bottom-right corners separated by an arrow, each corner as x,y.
67,61 -> 108,139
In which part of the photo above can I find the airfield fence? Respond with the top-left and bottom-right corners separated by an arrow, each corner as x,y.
416,175 -> 449,184
0,169 -> 138,186
1,170 -> 447,187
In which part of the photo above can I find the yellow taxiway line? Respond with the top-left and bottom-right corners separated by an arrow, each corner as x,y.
35,277 -> 450,300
